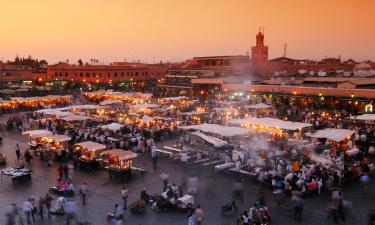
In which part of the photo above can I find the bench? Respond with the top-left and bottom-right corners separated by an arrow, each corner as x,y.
131,166 -> 146,175
156,149 -> 172,157
164,146 -> 182,153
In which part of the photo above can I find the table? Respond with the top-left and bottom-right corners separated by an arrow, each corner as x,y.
2,167 -> 32,183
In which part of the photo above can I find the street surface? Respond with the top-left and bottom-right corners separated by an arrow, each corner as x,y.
0,132 -> 374,225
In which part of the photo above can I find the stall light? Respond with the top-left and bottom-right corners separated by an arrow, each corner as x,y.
365,104 -> 373,113
350,94 -> 355,98
293,91 -> 297,95
355,101 -> 358,105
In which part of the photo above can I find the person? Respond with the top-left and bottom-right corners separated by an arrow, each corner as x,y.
195,205 -> 204,225
58,166 -> 64,180
5,203 -> 17,225
22,198 -> 33,225
15,144 -> 21,160
291,194 -> 304,222
64,164 -> 69,180
64,198 -> 77,225
38,196 -> 44,220
151,145 -> 157,171
187,204 -> 196,225
79,182 -> 88,205
242,211 -> 249,225
233,180 -> 244,204
121,186 -> 128,210
140,188 -> 149,204
360,173 -> 370,195
44,193 -> 53,219
337,191 -> 346,222
113,203 -> 124,225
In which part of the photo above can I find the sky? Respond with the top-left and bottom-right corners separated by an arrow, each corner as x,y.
0,0 -> 374,64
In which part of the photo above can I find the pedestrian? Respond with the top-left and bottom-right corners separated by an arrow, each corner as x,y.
187,204 -> 196,225
58,166 -> 64,180
151,145 -> 157,171
15,144 -> 21,160
22,198 -> 33,225
195,205 -> 205,225
29,196 -> 37,222
38,196 -> 44,220
44,193 -> 53,219
121,186 -> 128,210
64,198 -> 77,225
360,173 -> 370,195
291,194 -> 304,222
242,211 -> 249,225
79,182 -> 88,205
63,164 -> 69,180
5,204 -> 17,225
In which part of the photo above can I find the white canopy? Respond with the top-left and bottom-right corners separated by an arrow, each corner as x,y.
309,128 -> 356,142
100,149 -> 137,161
229,117 -> 311,131
192,131 -> 228,148
100,100 -> 123,106
180,111 -> 208,116
181,123 -> 250,137
350,114 -> 375,121
100,123 -> 124,131
22,130 -> 52,138
62,115 -> 92,121
68,104 -> 102,110
212,107 -> 239,114
50,134 -> 71,142
130,104 -> 160,109
161,96 -> 189,101
75,141 -> 106,151
245,103 -> 273,109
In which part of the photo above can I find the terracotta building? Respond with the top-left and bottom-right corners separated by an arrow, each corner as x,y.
47,62 -> 172,83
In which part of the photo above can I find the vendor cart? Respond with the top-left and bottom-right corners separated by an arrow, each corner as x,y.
100,149 -> 138,181
74,141 -> 106,171
2,167 -> 32,183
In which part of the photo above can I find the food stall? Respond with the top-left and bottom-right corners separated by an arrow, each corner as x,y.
74,141 -> 106,171
100,149 -> 137,180
22,129 -> 53,150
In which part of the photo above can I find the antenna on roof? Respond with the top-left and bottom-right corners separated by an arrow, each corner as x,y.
283,43 -> 287,58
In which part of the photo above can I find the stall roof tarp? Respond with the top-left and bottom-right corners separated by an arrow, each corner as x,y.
212,107 -> 239,114
181,123 -> 250,137
75,141 -> 106,151
100,149 -> 137,161
50,134 -> 71,142
350,114 -> 375,121
229,117 -> 312,131
100,100 -> 123,106
22,129 -> 53,137
309,128 -> 356,142
192,131 -> 228,148
62,115 -> 92,121
130,104 -> 160,109
67,104 -> 103,110
100,123 -> 124,131
245,103 -> 273,109
161,96 -> 189,101
180,111 -> 208,116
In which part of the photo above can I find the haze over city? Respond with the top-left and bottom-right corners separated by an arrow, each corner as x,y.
1,0 -> 375,63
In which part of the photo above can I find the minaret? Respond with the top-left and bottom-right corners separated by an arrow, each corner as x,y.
251,27 -> 269,77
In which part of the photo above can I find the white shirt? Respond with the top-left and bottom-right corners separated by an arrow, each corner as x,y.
23,201 -> 33,212
121,189 -> 128,198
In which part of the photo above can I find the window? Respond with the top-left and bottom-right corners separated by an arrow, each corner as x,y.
93,73 -> 96,78
79,73 -> 83,77
59,72 -> 63,77
135,72 -> 138,76
107,72 -> 111,78
54,72 -> 58,77
130,72 -> 133,76
127,72 -> 130,76
86,73 -> 90,77
75,73 -> 78,78
145,72 -> 148,76
65,72 -> 68,77
121,72 -> 124,77
99,73 -> 102,78
114,72 -> 118,77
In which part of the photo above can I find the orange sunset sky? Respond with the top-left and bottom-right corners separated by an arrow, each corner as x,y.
1,0 -> 374,64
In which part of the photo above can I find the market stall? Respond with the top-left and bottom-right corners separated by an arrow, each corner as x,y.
74,141 -> 106,171
1,167 -> 32,183
100,149 -> 137,180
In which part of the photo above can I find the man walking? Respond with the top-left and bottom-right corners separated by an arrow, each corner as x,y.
195,205 -> 205,225
291,194 -> 304,222
15,144 -> 21,160
79,182 -> 88,205
151,145 -> 157,171
121,186 -> 128,210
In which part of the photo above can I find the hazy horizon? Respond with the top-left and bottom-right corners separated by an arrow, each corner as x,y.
1,0 -> 374,64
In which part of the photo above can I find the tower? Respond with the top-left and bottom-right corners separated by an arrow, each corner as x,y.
251,27 -> 269,76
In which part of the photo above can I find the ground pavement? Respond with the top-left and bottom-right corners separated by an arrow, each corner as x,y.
0,132 -> 374,225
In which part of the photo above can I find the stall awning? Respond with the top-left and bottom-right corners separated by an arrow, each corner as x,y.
244,103 -> 273,109
75,141 -> 106,151
192,131 -> 228,148
349,114 -> 375,121
229,117 -> 311,131
22,129 -> 53,138
62,115 -> 92,121
129,104 -> 160,109
181,123 -> 250,137
308,128 -> 356,142
100,100 -> 123,106
50,135 -> 71,142
100,149 -> 137,161
100,123 -> 124,131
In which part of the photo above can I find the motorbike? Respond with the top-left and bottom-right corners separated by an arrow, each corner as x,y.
221,200 -> 238,215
